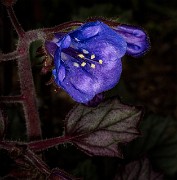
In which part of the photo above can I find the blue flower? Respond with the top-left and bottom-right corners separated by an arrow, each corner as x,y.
45,21 -> 149,103
113,24 -> 150,57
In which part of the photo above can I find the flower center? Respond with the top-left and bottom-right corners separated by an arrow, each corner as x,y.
62,47 -> 103,69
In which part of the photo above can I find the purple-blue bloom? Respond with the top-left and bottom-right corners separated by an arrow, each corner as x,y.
45,21 -> 149,103
113,24 -> 150,57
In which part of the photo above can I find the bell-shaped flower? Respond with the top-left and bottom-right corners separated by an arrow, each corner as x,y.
45,21 -> 149,103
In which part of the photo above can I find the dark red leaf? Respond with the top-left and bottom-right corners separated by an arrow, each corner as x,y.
114,158 -> 164,180
65,98 -> 142,157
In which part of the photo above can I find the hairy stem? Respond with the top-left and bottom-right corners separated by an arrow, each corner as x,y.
86,17 -> 120,27
0,104 -> 7,139
4,4 -> 42,141
28,136 -> 73,152
24,149 -> 50,175
18,56 -> 42,141
0,51 -> 24,62
0,141 -> 14,151
6,6 -> 25,37
0,95 -> 24,103
0,141 -> 50,175
43,21 -> 83,34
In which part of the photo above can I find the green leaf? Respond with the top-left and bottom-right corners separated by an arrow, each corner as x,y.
65,97 -> 142,157
125,115 -> 177,175
29,40 -> 44,66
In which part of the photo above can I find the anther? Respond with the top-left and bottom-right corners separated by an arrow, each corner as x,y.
91,64 -> 96,68
99,60 -> 103,64
73,62 -> 80,67
82,49 -> 89,54
81,62 -> 86,67
91,54 -> 95,59
78,54 -> 85,59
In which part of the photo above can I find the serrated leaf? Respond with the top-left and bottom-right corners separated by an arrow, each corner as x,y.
125,115 -> 177,176
114,158 -> 164,180
65,98 -> 142,157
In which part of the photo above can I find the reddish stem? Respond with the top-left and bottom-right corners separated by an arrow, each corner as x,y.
43,21 -> 83,34
24,149 -> 50,175
6,6 -> 25,38
18,56 -> 42,140
0,50 -> 24,62
0,141 -> 50,176
86,17 -> 120,27
0,95 -> 24,103
0,104 -> 8,139
28,136 -> 74,152
0,140 -> 14,151
4,5 -> 42,140
0,135 -> 72,152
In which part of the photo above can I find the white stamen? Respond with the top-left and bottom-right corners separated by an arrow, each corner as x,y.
73,62 -> 79,67
74,37 -> 80,41
81,62 -> 86,67
91,54 -> 95,59
91,64 -> 95,68
99,60 -> 103,64
82,49 -> 89,54
78,54 -> 85,58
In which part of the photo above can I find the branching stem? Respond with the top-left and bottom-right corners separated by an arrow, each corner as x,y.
18,56 -> 42,140
0,141 -> 50,176
24,149 -> 50,175
0,51 -> 24,62
0,141 -> 14,151
0,95 -> 24,103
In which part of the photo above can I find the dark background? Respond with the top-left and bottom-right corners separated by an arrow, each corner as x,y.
0,0 -> 176,179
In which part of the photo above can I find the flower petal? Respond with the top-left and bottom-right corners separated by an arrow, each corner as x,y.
54,48 -> 61,72
114,24 -> 150,57
70,21 -> 101,41
59,75 -> 95,103
84,93 -> 104,107
56,58 -> 122,103
45,41 -> 58,58
81,24 -> 101,38
75,21 -> 127,60
56,35 -> 71,49
57,63 -> 66,82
